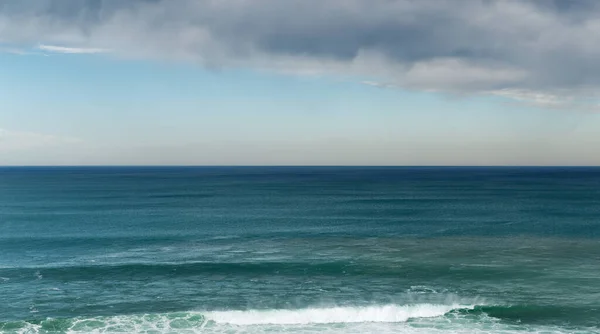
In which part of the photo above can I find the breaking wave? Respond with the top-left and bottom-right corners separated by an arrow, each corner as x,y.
2,304 -> 597,333
0,303 -> 471,333
204,303 -> 470,325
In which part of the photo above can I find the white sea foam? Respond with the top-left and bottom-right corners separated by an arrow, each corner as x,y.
205,303 -> 471,325
4,307 -> 597,334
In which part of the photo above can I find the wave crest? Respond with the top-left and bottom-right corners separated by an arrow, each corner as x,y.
205,304 -> 473,325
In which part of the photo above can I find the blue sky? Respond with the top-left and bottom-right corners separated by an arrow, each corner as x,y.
1,0 -> 600,165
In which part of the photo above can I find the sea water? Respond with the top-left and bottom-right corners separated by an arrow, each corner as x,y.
0,167 -> 599,333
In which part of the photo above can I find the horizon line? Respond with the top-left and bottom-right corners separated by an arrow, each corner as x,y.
1,165 -> 600,168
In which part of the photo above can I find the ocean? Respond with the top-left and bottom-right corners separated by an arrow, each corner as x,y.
0,167 -> 599,333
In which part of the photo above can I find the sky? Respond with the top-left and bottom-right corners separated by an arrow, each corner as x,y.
1,0 -> 600,165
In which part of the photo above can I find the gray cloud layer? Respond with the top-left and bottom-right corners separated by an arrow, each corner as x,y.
2,0 -> 600,108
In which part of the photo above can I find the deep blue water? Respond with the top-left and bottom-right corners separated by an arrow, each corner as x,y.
1,167 -> 599,333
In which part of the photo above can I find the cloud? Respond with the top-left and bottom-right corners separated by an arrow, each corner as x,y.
362,81 -> 398,89
489,89 -> 600,112
38,44 -> 108,54
0,129 -> 81,152
2,0 -> 600,109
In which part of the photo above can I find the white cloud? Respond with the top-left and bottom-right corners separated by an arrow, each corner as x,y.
403,58 -> 528,92
38,44 -> 108,54
489,89 -> 600,112
362,81 -> 397,89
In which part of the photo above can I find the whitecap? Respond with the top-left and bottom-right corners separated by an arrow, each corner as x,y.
205,303 -> 472,325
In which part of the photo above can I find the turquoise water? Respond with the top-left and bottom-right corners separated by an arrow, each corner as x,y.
0,167 -> 599,333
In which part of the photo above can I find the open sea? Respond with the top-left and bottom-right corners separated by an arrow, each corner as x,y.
0,166 -> 599,334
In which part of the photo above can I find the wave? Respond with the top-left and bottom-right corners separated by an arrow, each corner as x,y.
1,260 -> 537,282
0,304 -> 471,333
204,303 -> 472,325
461,305 -> 600,327
2,304 -> 597,334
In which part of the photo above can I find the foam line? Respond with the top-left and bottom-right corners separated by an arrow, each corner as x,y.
205,304 -> 473,325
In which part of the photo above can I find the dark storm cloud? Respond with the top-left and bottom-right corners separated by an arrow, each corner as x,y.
2,0 -> 600,107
